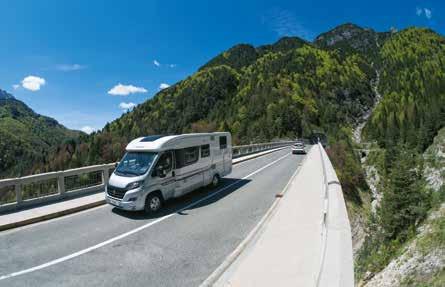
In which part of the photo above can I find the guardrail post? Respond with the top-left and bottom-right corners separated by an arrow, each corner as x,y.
15,183 -> 22,205
58,175 -> 65,196
102,168 -> 109,186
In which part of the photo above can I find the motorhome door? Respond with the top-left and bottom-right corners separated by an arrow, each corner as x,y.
152,151 -> 175,200
219,135 -> 229,173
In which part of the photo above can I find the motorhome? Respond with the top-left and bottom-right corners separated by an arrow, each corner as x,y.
106,132 -> 232,213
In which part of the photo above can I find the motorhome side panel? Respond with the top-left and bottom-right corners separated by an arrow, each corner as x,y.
173,135 -> 212,197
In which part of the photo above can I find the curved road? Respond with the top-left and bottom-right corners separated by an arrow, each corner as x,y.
0,148 -> 306,287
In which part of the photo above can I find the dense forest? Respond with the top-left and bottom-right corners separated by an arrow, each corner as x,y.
364,28 -> 445,151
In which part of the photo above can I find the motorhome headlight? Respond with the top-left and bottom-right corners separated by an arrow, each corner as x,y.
126,181 -> 144,190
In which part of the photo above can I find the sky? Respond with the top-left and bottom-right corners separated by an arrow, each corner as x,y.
0,0 -> 443,134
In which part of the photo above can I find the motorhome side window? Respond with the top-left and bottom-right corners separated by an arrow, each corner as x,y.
175,147 -> 199,168
201,144 -> 210,158
184,147 -> 199,164
219,136 -> 227,149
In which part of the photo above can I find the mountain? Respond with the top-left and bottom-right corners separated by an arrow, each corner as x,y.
0,89 -> 14,100
199,37 -> 307,71
314,23 -> 391,62
40,30 -> 376,173
0,89 -> 82,178
39,24 -> 445,173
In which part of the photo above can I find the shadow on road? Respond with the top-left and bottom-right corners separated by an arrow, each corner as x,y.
111,177 -> 251,220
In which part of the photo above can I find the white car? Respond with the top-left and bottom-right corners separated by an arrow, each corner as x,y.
291,142 -> 306,154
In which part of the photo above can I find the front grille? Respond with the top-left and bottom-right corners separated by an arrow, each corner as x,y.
107,185 -> 126,199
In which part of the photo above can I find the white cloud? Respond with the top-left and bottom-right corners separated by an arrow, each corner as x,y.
416,7 -> 423,16
21,75 -> 46,91
159,83 -> 170,90
153,60 -> 176,68
56,64 -> 87,72
424,8 -> 432,19
262,8 -> 313,40
119,102 -> 137,111
80,126 -> 96,134
12,84 -> 20,90
108,83 -> 147,96
416,7 -> 432,19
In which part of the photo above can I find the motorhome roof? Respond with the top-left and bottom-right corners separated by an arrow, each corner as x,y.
125,132 -> 229,152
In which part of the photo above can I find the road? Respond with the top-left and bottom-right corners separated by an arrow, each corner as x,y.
0,147 -> 307,287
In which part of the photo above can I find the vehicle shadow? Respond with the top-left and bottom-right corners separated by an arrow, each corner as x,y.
111,177 -> 251,220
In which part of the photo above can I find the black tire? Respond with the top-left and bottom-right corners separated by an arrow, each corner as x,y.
211,174 -> 220,188
144,192 -> 163,214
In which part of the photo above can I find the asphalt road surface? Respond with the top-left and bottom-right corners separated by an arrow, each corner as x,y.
0,147 -> 307,287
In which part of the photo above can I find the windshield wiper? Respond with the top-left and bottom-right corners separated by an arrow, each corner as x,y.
115,170 -> 138,176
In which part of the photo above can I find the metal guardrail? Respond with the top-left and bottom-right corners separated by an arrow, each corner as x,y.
232,141 -> 295,159
0,141 -> 294,212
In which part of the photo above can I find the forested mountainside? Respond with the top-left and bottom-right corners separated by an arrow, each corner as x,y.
364,28 -> 445,151
37,24 -> 379,173
0,89 -> 82,178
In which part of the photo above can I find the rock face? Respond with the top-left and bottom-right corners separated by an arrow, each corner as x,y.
351,212 -> 367,258
314,23 -> 390,59
424,127 -> 445,192
362,204 -> 445,287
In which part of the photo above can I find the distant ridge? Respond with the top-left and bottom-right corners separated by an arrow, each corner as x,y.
0,89 -> 15,100
0,89 -> 82,178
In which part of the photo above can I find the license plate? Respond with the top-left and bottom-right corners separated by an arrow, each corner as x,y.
109,198 -> 120,206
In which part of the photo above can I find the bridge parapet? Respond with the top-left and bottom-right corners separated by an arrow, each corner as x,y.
317,142 -> 354,287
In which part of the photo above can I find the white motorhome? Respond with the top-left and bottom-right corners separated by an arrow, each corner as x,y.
106,132 -> 232,213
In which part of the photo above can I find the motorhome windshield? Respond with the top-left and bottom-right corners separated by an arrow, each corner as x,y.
115,152 -> 157,177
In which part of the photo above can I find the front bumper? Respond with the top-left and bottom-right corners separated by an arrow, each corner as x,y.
105,187 -> 145,211
291,149 -> 306,154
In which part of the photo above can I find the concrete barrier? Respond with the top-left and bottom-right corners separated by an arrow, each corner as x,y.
316,143 -> 354,287
208,143 -> 353,287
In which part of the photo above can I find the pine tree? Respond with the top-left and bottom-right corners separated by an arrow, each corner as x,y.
378,147 -> 428,241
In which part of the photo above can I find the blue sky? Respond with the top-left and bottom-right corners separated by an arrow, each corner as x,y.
0,0 -> 442,133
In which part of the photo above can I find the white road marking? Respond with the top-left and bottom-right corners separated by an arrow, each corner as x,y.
0,153 -> 290,281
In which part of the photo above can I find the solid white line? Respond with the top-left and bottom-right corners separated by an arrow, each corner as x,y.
0,153 -> 290,281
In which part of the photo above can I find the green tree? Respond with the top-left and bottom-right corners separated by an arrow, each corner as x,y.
378,147 -> 429,241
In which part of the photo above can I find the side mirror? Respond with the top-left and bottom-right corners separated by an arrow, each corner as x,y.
155,166 -> 167,178
115,162 -> 119,168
